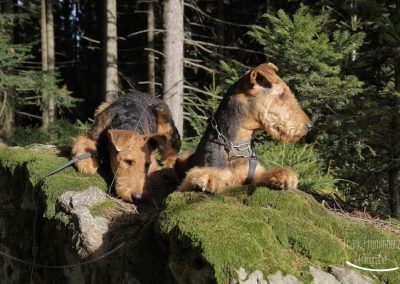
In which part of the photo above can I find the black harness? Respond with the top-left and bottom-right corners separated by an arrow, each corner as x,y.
244,151 -> 258,185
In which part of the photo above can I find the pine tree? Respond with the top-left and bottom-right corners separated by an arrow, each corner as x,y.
0,8 -> 78,139
248,6 -> 364,128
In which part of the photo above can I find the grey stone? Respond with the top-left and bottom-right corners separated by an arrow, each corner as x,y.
236,267 -> 248,281
309,267 -> 340,284
268,271 -> 302,284
328,266 -> 374,284
233,267 -> 267,284
19,144 -> 60,154
246,270 -> 267,284
57,186 -> 109,256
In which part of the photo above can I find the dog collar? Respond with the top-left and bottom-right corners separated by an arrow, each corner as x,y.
210,114 -> 258,184
210,114 -> 255,160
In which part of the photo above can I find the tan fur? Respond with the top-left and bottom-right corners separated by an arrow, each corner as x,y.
71,135 -> 99,174
71,94 -> 181,202
178,162 -> 298,193
107,130 -> 162,202
154,105 -> 179,167
94,102 -> 110,117
177,62 -> 309,194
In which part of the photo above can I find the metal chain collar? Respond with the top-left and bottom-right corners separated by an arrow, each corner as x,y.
210,114 -> 256,161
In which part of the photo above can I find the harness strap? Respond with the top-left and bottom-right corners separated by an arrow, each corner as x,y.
244,152 -> 258,185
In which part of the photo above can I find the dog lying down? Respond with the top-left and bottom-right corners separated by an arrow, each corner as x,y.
72,91 -> 181,202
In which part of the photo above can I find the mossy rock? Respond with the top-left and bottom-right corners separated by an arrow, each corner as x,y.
1,146 -> 399,283
157,188 -> 400,283
0,147 -> 106,218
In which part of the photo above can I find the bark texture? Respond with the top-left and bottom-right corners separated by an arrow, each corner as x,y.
104,0 -> 119,102
163,0 -> 184,136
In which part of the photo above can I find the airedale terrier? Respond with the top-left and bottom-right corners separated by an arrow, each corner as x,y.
175,63 -> 312,193
72,91 -> 181,202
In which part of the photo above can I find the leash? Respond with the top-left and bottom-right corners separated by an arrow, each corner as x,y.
210,114 -> 258,184
45,152 -> 96,178
27,95 -> 162,282
29,151 -> 96,283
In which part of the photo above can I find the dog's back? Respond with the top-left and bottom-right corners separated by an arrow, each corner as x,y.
110,91 -> 162,133
99,91 -> 163,134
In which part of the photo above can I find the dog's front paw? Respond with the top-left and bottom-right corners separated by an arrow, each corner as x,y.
177,168 -> 227,194
264,167 -> 298,190
75,157 -> 99,174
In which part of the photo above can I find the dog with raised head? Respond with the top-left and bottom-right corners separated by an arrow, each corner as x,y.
72,91 -> 181,202
175,63 -> 312,193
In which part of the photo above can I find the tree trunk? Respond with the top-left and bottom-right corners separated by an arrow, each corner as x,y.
41,0 -> 49,129
163,0 -> 184,136
46,0 -> 56,123
350,2 -> 358,62
147,0 -> 156,96
389,63 -> 400,218
216,0 -> 224,57
0,0 -> 15,138
41,0 -> 56,128
104,0 -> 119,102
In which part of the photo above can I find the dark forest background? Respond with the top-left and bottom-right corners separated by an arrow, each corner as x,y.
1,0 -> 400,219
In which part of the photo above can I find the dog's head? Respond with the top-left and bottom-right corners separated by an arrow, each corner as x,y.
236,63 -> 311,142
107,129 -> 165,202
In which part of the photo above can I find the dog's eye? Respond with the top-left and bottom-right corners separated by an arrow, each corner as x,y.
256,75 -> 272,89
124,159 -> 134,166
278,93 -> 286,100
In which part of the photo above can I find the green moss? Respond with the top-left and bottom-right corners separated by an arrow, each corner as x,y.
2,146 -> 399,283
157,188 -> 400,283
89,199 -> 134,218
0,147 -> 106,218
90,199 -> 117,217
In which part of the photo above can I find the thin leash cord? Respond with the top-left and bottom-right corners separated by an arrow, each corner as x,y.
6,167 -> 127,283
30,189 -> 40,284
0,241 -> 125,269
8,95 -> 160,282
133,95 -> 158,133
108,161 -> 121,195
107,95 -> 157,195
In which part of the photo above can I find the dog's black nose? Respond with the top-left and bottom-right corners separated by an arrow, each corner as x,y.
132,192 -> 143,200
306,121 -> 313,131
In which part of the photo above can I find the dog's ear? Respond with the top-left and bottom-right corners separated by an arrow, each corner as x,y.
249,62 -> 281,88
146,134 -> 167,151
108,129 -> 135,152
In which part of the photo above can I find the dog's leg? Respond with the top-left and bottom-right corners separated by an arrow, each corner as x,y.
71,102 -> 116,174
94,102 -> 110,117
177,166 -> 245,194
177,162 -> 298,193
71,135 -> 99,174
253,165 -> 298,190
